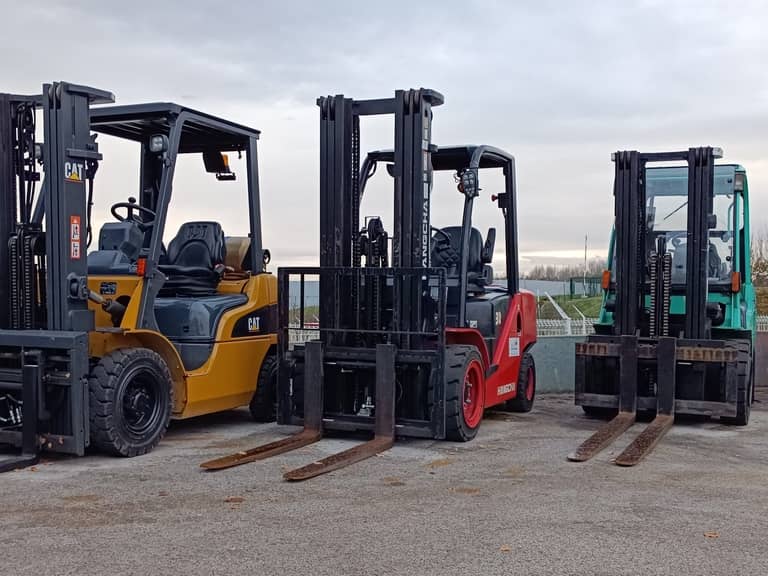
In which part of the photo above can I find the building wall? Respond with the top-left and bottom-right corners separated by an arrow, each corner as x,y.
532,333 -> 768,393
530,336 -> 584,393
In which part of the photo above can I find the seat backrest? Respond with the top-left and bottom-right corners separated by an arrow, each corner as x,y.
166,222 -> 226,269
431,226 -> 484,279
671,242 -> 687,284
225,236 -> 251,272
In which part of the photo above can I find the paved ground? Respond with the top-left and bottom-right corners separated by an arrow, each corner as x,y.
2,392 -> 767,576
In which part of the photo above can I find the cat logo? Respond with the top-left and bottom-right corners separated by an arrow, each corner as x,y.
64,161 -> 84,183
247,316 -> 261,332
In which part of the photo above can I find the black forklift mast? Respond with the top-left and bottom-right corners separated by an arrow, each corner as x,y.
317,89 -> 444,340
612,148 -> 718,340
0,93 -> 36,329
0,82 -> 112,472
42,83 -> 114,331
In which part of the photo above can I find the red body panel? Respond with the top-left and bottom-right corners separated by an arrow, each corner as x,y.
446,289 -> 537,409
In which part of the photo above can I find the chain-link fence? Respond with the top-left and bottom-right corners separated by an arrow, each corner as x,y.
536,318 -> 596,337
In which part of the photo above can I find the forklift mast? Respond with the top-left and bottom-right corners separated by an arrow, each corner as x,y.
612,147 -> 719,340
317,89 -> 444,340
0,82 -> 113,471
0,92 -> 37,330
41,83 -> 115,331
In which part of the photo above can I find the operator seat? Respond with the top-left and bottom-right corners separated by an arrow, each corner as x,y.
431,226 -> 500,341
158,221 -> 226,296
431,226 -> 493,292
670,241 -> 725,284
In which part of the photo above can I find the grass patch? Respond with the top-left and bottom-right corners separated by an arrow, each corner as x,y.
537,295 -> 603,320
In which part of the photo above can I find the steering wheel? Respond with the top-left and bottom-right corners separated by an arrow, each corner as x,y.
111,197 -> 157,230
431,226 -> 452,245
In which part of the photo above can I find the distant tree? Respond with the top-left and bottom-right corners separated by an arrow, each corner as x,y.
752,227 -> 768,287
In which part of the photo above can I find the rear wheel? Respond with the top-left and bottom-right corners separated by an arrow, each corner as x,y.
445,345 -> 485,442
89,348 -> 173,457
721,340 -> 752,426
506,352 -> 536,413
249,353 -> 278,422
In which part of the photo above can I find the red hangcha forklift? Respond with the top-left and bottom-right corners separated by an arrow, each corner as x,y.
202,88 -> 537,480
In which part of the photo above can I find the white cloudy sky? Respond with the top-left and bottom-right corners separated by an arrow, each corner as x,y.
2,0 -> 767,272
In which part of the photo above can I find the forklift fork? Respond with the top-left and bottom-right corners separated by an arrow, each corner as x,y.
569,336 -> 675,466
615,337 -> 676,466
569,335 -> 637,462
201,341 -> 396,481
284,342 -> 395,481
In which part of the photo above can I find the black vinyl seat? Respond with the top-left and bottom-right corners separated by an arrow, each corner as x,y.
158,221 -> 226,296
431,226 -> 493,291
431,226 -> 496,329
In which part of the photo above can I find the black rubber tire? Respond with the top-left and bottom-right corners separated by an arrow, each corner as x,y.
721,340 -> 752,426
506,352 -> 536,413
445,345 -> 484,442
581,405 -> 618,419
89,348 -> 173,457
249,353 -> 278,422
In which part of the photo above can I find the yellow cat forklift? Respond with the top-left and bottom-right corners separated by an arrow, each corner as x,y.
0,81 -> 276,472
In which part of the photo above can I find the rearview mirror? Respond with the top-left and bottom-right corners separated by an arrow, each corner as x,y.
203,151 -> 236,181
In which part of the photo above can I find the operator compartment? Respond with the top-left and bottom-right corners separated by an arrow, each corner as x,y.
153,223 -> 249,370
431,224 -> 502,343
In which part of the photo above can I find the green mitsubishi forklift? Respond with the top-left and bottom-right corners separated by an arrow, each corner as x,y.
572,147 -> 755,466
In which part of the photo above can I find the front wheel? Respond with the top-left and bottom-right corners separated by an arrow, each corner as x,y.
249,353 -> 278,422
445,345 -> 485,442
721,340 -> 752,426
89,348 -> 173,457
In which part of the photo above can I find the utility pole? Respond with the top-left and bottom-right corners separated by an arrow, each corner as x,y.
583,234 -> 588,297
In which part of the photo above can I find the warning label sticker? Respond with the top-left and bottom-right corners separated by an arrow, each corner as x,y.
70,215 -> 81,259
508,336 -> 520,357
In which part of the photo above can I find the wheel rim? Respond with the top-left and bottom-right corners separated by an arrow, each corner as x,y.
119,367 -> 163,438
462,359 -> 484,428
525,365 -> 535,402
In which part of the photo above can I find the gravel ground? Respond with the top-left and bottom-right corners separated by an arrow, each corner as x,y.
1,392 -> 767,576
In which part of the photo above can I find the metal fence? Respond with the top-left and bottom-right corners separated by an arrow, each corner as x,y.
537,316 -> 768,337
537,318 -> 596,337
289,317 -> 768,341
